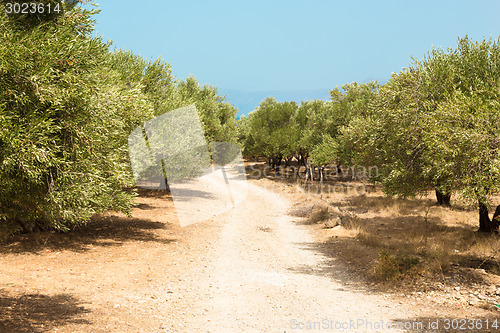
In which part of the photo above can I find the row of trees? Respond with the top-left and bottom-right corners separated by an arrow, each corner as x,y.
239,36 -> 500,233
237,82 -> 378,181
2,1 -> 498,234
0,1 -> 237,232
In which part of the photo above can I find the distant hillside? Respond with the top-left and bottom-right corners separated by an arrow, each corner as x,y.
220,89 -> 332,118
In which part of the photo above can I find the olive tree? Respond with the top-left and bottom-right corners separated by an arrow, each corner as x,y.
245,97 -> 298,170
342,36 -> 500,232
0,4 -> 151,232
423,36 -> 500,232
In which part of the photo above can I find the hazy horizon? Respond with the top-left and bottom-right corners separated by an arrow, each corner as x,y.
86,0 -> 500,115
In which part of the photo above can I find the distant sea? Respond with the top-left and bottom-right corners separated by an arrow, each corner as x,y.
219,88 -> 332,118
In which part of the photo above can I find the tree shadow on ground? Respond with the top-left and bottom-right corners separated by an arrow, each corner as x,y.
136,182 -> 220,202
0,215 -> 177,254
0,292 -> 90,332
288,211 -> 498,292
332,194 -> 437,214
287,238 -> 380,293
169,188 -> 217,201
134,203 -> 157,210
136,187 -> 173,199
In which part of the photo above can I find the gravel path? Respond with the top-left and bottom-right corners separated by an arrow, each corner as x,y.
172,182 -> 417,332
0,181 -> 431,332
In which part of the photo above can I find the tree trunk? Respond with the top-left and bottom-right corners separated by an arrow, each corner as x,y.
435,188 -> 451,206
160,159 -> 171,193
16,217 -> 42,233
319,166 -> 325,183
296,154 -> 303,168
435,180 -> 451,206
305,161 -> 311,181
272,155 -> 282,175
298,152 -> 308,169
492,205 -> 500,230
478,201 -> 499,233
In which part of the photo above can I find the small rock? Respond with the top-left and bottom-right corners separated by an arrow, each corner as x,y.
454,286 -> 460,291
468,297 -> 479,306
324,217 -> 341,228
487,285 -> 497,293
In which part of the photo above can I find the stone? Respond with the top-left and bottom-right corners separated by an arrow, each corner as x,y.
468,297 -> 479,306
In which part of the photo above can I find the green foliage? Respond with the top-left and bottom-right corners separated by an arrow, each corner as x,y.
243,97 -> 298,161
422,36 -> 500,210
3,3 -> 497,237
341,35 -> 500,231
343,69 -> 437,195
238,35 -> 500,232
0,4 -> 239,233
295,99 -> 329,158
237,83 -> 379,172
310,134 -> 337,166
0,4 -> 129,232
237,82 -> 379,172
174,77 -> 238,144
236,114 -> 254,156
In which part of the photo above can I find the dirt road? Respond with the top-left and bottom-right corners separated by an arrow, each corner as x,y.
177,181 -> 418,332
1,180 -> 439,332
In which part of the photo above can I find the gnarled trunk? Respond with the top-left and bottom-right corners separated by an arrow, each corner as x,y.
492,205 -> 500,230
478,201 -> 500,233
435,188 -> 451,206
272,154 -> 282,175
160,159 -> 171,193
305,161 -> 313,181
319,166 -> 325,183
435,179 -> 451,206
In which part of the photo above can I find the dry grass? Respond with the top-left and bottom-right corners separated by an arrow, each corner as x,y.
340,186 -> 500,285
287,175 -> 500,288
247,161 -> 500,288
307,205 -> 330,224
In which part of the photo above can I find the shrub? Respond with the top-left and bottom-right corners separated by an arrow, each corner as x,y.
374,250 -> 421,281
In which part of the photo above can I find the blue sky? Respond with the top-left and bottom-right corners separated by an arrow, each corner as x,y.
86,0 -> 500,115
